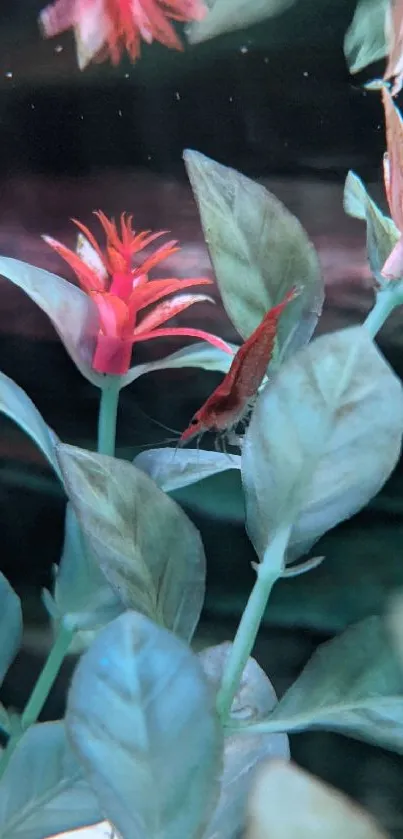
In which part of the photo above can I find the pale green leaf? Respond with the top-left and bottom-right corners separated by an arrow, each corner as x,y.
199,643 -> 289,839
0,257 -> 104,388
242,326 -> 403,562
0,722 -> 101,839
66,611 -> 223,839
56,444 -> 206,642
53,502 -> 122,634
0,573 -> 22,685
246,759 -> 390,839
0,370 -> 60,477
245,616 -> 403,755
186,0 -> 297,44
344,171 -> 399,286
183,150 -> 324,365
344,0 -> 388,75
134,448 -> 241,492
123,340 -> 237,386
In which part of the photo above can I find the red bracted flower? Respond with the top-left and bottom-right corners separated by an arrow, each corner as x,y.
381,86 -> 403,280
43,211 -> 231,375
39,0 -> 207,69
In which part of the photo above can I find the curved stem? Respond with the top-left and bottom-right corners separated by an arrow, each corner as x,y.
216,525 -> 291,723
364,289 -> 397,339
97,376 -> 122,456
0,623 -> 74,777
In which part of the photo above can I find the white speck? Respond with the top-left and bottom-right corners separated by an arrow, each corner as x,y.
5,71 -> 13,79
263,57 -> 269,63
80,114 -> 84,120
175,91 -> 180,100
54,44 -> 63,53
31,103 -> 35,109
229,96 -> 233,102
124,73 -> 129,79
118,109 -> 122,116
303,70 -> 309,77
147,155 -> 152,161
377,123 -> 381,129
240,46 -> 248,54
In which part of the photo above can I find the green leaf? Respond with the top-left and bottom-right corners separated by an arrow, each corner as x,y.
186,0 -> 297,44
66,611 -> 223,839
0,370 -> 60,477
134,448 -> 241,492
0,257 -> 104,388
344,0 -> 388,75
343,171 -> 399,286
183,150 -> 324,365
0,573 -> 22,686
242,326 -> 403,562
245,616 -> 403,755
56,444 -> 206,642
0,721 -> 101,839
53,502 -> 122,634
199,643 -> 289,839
246,759 -> 390,839
123,340 -> 237,386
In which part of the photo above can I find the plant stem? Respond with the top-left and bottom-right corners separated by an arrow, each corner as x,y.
216,525 -> 291,723
97,376 -> 122,456
0,623 -> 73,777
364,289 -> 397,339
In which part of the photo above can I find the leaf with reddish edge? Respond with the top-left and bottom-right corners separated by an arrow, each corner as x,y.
0,256 -> 104,388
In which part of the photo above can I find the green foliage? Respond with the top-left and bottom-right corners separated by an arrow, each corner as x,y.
0,722 -> 100,838
57,443 -> 207,642
65,611 -> 223,839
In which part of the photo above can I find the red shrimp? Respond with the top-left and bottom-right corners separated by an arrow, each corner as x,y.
179,287 -> 299,446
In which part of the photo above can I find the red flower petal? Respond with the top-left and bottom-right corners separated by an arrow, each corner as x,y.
133,292 -> 214,334
91,291 -> 130,337
138,0 -> 184,49
131,326 -> 233,355
42,234 -> 104,293
133,276 -> 212,311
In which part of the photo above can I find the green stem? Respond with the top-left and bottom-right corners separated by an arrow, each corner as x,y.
0,624 -> 73,777
216,525 -> 291,723
97,376 -> 122,456
364,289 -> 397,339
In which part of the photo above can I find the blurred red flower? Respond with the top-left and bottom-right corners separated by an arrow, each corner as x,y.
39,0 -> 207,68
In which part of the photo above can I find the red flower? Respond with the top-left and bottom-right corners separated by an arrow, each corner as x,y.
43,211 -> 231,375
381,85 -> 403,280
39,0 -> 207,69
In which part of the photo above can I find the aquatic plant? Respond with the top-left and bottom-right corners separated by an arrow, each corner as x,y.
3,10 -> 403,829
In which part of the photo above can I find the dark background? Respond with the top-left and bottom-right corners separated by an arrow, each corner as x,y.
1,0 -> 403,833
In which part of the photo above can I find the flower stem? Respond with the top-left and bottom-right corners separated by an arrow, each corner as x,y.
0,623 -> 73,777
97,376 -> 122,456
216,525 -> 291,723
364,288 -> 397,339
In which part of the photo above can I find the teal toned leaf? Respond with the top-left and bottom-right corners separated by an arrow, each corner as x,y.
183,150 -> 324,364
245,616 -> 403,755
344,171 -> 399,286
123,340 -> 237,386
186,0 -> 297,44
242,326 -> 403,562
57,444 -> 206,642
344,0 -> 388,75
53,502 -> 122,634
0,721 -> 101,839
246,759 -> 390,839
0,704 -> 10,736
0,370 -> 60,477
134,448 -> 241,492
66,611 -> 222,839
0,257 -> 103,388
0,573 -> 22,685
199,643 -> 289,839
